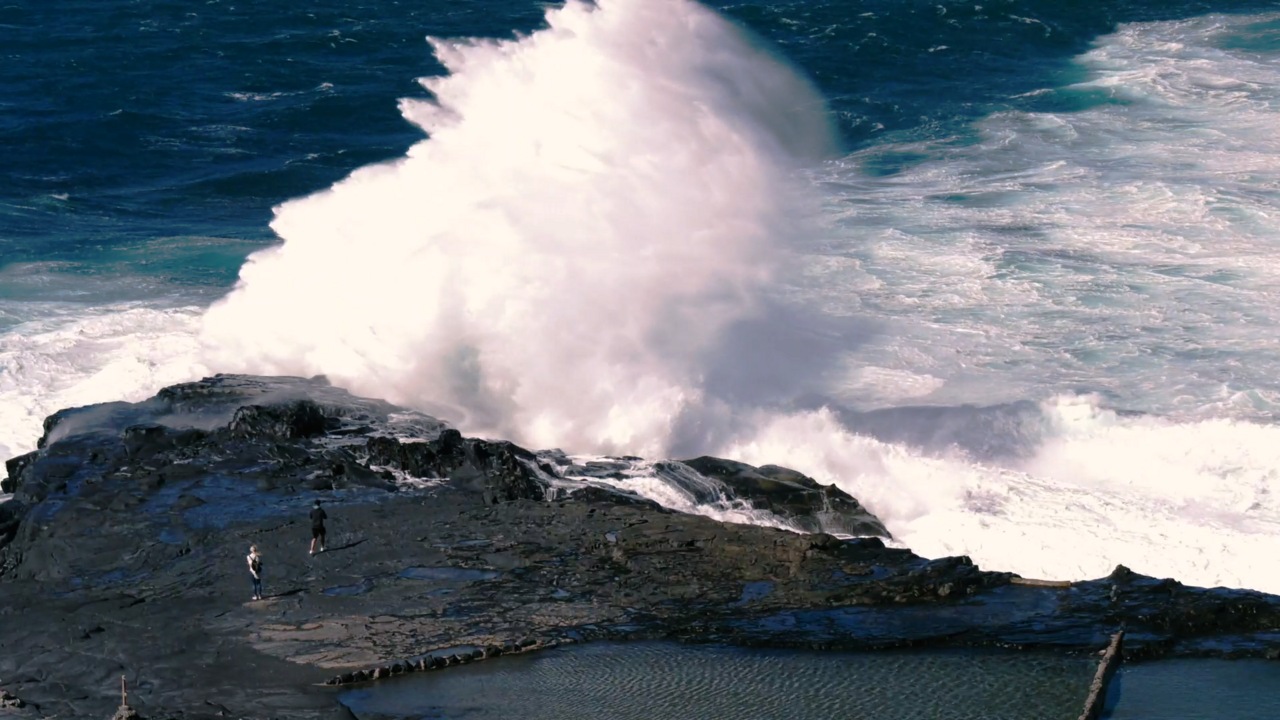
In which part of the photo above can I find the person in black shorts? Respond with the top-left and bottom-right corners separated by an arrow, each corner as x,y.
309,500 -> 327,555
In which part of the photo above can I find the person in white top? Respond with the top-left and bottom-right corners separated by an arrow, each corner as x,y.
246,546 -> 263,600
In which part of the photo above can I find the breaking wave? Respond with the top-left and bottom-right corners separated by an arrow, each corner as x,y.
200,0 -> 836,459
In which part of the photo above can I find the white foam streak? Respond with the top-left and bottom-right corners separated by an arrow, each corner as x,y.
557,455 -> 806,532
0,306 -> 207,460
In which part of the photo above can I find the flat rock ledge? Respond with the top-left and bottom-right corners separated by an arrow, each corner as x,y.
1,374 -> 1280,720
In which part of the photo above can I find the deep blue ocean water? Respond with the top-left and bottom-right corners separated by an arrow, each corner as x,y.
6,0 -> 1280,593
8,0 -> 1277,275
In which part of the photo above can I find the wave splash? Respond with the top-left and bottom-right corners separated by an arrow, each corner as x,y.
0,305 -> 207,461
200,0 -> 835,459
724,395 -> 1280,594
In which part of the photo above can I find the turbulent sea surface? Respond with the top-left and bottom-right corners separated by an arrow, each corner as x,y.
5,0 -> 1280,591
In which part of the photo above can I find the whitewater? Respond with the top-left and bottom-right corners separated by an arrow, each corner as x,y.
4,0 -> 1280,594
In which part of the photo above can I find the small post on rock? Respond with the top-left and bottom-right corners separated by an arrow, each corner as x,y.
110,674 -> 141,720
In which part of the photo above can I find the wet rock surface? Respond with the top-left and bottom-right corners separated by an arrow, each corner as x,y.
678,456 -> 888,537
1,374 -> 1279,719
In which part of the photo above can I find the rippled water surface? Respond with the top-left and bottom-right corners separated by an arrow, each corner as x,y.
1104,659 -> 1280,718
339,642 -> 1096,720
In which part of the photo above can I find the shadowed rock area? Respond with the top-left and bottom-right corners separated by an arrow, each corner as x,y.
2,375 -> 1280,720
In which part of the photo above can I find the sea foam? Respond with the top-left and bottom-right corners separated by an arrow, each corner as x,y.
0,303 -> 206,461
724,397 -> 1280,594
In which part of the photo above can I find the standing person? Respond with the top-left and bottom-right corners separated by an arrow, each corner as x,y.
309,500 -> 328,555
246,545 -> 263,600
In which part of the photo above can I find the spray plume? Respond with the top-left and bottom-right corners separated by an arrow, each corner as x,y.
201,0 -> 834,456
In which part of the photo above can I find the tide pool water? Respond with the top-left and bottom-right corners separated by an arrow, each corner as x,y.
1105,658 -> 1280,718
5,0 -> 1280,593
336,643 -> 1280,719
338,642 -> 1097,720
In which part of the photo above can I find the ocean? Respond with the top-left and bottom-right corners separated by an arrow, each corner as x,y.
4,0 -> 1280,593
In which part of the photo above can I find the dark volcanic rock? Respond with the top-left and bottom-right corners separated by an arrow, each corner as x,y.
229,400 -> 331,440
0,500 -> 23,550
0,374 -> 457,583
366,430 -> 545,504
679,456 -> 890,537
566,485 -> 667,510
2,451 -> 33,494
3,375 -> 1280,720
467,440 -> 546,504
